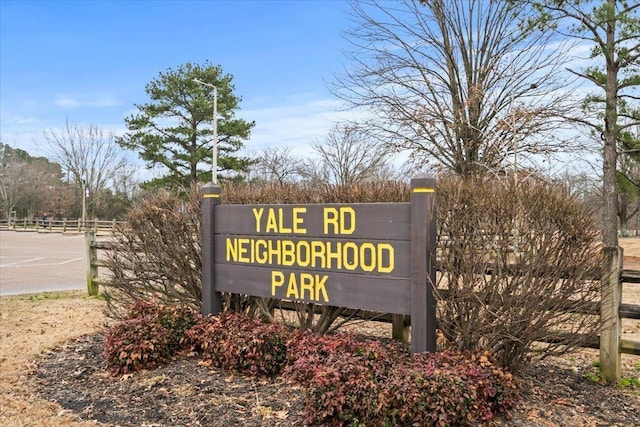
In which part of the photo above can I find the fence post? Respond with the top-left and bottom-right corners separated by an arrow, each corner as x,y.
85,230 -> 99,296
410,176 -> 437,354
392,314 -> 410,342
201,182 -> 222,315
600,246 -> 622,382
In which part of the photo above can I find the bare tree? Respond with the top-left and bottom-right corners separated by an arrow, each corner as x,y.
301,123 -> 393,185
334,0 -> 579,176
249,147 -> 302,184
44,120 -> 137,218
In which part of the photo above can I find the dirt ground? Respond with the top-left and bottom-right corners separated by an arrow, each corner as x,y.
1,239 -> 639,426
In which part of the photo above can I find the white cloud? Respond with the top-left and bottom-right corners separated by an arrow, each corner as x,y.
54,96 -> 81,107
6,116 -> 39,125
53,95 -> 120,108
88,97 -> 120,107
242,96 -> 365,157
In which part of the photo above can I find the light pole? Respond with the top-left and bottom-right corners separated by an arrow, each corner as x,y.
193,78 -> 218,184
81,178 -> 88,229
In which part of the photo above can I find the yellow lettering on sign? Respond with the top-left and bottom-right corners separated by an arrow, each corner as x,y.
271,270 -> 285,295
326,241 -> 342,269
237,238 -> 250,263
268,239 -> 281,265
252,207 -> 264,232
310,241 -> 326,268
323,207 -> 356,235
226,238 -> 237,262
272,271 -> 330,303
292,207 -> 307,233
226,237 -> 395,273
377,243 -> 394,273
255,239 -> 268,264
360,243 -> 376,272
278,208 -> 292,233
323,207 -> 339,234
255,207 -> 307,234
265,208 -> 278,232
340,207 -> 355,234
282,240 -> 295,266
286,273 -> 299,299
300,273 -> 314,300
343,242 -> 358,271
297,240 -> 310,267
315,274 -> 328,302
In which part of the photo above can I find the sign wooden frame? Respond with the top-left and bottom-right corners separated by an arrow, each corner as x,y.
201,177 -> 436,353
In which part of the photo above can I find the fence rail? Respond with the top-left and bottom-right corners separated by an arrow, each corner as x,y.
0,218 -> 120,235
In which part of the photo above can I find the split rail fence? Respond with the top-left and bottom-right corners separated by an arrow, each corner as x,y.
0,217 -> 120,234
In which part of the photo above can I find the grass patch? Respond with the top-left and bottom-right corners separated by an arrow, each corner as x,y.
1,290 -> 99,303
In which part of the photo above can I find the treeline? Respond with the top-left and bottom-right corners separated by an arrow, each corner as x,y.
0,143 -> 132,220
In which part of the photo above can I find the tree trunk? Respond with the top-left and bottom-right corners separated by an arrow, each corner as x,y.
599,0 -> 621,384
602,0 -> 619,248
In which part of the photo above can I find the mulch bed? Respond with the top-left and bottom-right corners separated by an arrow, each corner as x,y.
30,333 -> 640,427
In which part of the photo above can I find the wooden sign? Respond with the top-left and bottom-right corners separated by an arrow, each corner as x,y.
201,177 -> 437,353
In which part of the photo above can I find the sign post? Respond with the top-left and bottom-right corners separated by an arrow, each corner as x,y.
201,182 -> 222,315
410,176 -> 437,353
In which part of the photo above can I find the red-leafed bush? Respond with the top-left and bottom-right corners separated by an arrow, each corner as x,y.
103,317 -> 173,375
184,311 -> 293,377
285,332 -> 516,426
386,351 -> 516,426
104,300 -> 198,375
104,307 -> 517,424
285,330 -> 406,382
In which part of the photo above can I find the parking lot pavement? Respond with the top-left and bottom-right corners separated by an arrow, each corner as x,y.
0,231 -> 86,296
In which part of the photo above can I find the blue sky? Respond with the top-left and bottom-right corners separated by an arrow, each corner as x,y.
1,0 -> 356,162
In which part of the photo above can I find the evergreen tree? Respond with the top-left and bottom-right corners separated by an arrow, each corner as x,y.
118,61 -> 255,188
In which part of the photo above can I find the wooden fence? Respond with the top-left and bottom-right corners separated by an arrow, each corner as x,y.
0,217 -> 120,235
86,233 -> 639,378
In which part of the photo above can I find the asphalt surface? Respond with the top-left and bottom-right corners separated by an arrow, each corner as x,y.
0,231 -> 86,296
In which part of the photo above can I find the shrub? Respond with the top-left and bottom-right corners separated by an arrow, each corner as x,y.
103,317 -> 173,375
285,330 -> 406,381
285,332 -> 516,426
285,334 -> 403,426
387,351 -> 516,426
104,301 -> 198,375
184,311 -> 292,377
104,307 -> 517,424
436,175 -> 602,370
102,185 -> 204,318
124,299 -> 158,319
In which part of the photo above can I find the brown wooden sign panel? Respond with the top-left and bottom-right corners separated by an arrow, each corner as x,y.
215,263 -> 411,314
214,203 -> 411,240
201,177 -> 437,353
